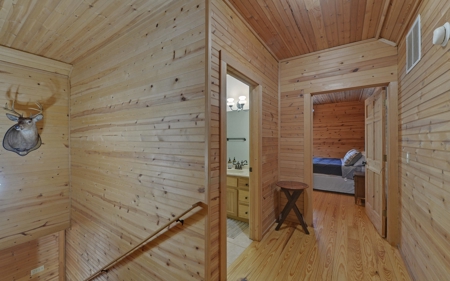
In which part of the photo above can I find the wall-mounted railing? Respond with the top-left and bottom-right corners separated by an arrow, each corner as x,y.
84,201 -> 206,281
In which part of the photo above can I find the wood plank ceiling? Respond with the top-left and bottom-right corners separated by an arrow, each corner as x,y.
312,87 -> 378,105
0,0 -> 420,105
227,0 -> 421,60
0,0 -> 168,64
0,0 -> 421,64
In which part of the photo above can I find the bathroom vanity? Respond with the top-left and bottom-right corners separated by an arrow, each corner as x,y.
226,168 -> 249,222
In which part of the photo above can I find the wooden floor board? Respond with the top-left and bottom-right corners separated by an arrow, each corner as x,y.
227,225 -> 292,280
228,191 -> 412,281
284,229 -> 316,280
264,228 -> 307,280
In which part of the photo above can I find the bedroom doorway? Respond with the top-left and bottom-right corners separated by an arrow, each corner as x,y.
308,82 -> 399,244
311,88 -> 375,195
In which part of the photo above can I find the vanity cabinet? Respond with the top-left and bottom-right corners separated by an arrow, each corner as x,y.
226,176 -> 249,222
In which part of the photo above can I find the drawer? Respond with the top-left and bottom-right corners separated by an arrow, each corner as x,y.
238,204 -> 249,219
239,190 -> 249,203
227,176 -> 238,187
238,177 -> 249,189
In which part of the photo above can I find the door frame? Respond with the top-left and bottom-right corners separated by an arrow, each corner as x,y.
219,50 -> 263,277
305,81 -> 399,245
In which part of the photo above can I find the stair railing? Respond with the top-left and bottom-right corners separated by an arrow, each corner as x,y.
84,201 -> 206,281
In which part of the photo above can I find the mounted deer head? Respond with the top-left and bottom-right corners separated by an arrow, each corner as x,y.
3,100 -> 43,156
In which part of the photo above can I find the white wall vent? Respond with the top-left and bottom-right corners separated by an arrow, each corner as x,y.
406,15 -> 421,74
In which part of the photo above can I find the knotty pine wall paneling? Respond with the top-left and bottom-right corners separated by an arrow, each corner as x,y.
66,1 -> 207,280
0,232 -> 62,280
0,48 -> 71,251
211,0 -> 279,240
313,100 -> 365,158
397,1 -> 450,280
280,39 -> 397,225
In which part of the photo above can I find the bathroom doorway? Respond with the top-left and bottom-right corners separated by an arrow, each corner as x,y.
219,53 -> 263,278
225,74 -> 252,267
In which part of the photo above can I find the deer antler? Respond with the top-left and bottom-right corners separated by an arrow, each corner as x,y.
29,102 -> 43,118
3,99 -> 23,117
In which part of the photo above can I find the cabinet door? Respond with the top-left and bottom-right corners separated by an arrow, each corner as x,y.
226,188 -> 238,217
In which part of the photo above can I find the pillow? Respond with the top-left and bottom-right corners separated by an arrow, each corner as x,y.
343,149 -> 362,166
349,152 -> 362,165
353,155 -> 365,166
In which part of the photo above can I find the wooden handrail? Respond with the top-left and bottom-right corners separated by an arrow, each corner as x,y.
84,201 -> 205,281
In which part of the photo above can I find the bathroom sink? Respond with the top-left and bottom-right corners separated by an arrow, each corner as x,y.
227,169 -> 249,177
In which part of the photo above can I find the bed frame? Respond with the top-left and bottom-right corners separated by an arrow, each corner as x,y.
313,173 -> 355,194
312,157 -> 365,194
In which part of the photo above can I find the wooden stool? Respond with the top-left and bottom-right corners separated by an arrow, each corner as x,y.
275,181 -> 309,234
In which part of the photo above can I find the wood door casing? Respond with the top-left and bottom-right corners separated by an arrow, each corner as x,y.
365,89 -> 387,237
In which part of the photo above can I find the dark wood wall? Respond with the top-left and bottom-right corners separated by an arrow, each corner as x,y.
313,100 -> 365,159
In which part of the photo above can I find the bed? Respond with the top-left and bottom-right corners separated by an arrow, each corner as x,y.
313,150 -> 365,195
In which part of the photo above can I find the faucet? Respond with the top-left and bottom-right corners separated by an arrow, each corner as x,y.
235,160 -> 248,170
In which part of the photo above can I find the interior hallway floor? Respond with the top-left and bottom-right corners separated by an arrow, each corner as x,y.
227,191 -> 412,281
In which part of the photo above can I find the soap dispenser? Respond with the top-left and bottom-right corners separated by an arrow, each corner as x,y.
228,158 -> 232,169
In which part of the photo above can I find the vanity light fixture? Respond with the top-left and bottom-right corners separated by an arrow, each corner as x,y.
227,98 -> 235,109
227,96 -> 247,111
237,96 -> 246,110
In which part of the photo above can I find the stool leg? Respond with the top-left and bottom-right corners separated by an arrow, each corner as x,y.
291,202 -> 310,234
275,190 -> 302,231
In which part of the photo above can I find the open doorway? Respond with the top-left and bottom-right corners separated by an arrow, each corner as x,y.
225,74 -> 252,267
306,82 -> 399,243
219,53 -> 263,278
311,87 -> 378,196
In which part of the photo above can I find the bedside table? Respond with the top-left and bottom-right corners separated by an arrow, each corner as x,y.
354,171 -> 365,206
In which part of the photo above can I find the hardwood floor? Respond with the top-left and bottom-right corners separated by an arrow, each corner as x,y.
227,191 -> 411,281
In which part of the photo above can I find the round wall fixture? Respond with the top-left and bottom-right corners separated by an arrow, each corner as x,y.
433,22 -> 450,47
